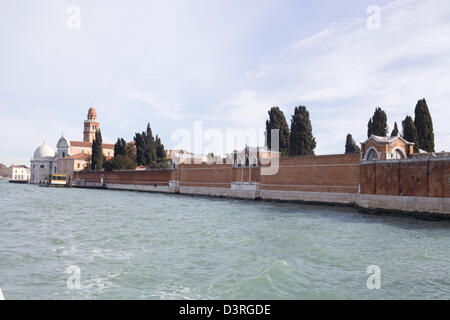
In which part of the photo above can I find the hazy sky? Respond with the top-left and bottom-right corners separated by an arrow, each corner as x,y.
1,0 -> 449,165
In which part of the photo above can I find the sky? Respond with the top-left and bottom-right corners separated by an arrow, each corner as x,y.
1,0 -> 449,165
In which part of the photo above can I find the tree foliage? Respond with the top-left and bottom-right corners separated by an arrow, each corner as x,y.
345,134 -> 360,154
91,129 -> 104,170
414,98 -> 435,152
133,123 -> 168,168
391,122 -> 399,137
402,116 -> 419,153
367,107 -> 388,137
288,106 -> 316,156
265,107 -> 290,156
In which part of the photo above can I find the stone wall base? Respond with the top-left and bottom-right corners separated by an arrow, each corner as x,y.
73,182 -> 450,219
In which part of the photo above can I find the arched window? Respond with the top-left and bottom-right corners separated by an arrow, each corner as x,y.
367,149 -> 378,161
391,149 -> 405,159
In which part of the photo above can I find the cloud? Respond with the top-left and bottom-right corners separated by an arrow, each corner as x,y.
115,84 -> 183,120
219,0 -> 450,153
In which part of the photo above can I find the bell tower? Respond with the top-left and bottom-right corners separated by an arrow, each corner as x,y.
83,106 -> 99,143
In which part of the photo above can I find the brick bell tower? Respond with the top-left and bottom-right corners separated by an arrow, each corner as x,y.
83,106 -> 99,143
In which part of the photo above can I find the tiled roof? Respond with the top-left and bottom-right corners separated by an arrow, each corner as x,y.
63,153 -> 91,161
70,141 -> 115,149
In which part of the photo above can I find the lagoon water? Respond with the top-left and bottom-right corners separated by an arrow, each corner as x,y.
0,180 -> 449,300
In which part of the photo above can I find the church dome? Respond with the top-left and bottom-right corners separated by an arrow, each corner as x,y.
33,142 -> 56,160
57,135 -> 70,149
87,107 -> 97,120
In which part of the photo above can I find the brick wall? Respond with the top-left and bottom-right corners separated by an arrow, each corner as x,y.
360,158 -> 450,198
74,155 -> 450,200
259,154 -> 361,194
74,169 -> 171,186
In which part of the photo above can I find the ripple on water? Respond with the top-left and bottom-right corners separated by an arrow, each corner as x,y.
0,181 -> 449,299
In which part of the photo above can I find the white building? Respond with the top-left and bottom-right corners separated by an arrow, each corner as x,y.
11,165 -> 30,181
30,142 -> 58,184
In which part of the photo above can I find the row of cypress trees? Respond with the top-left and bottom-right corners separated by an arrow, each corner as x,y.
90,123 -> 168,171
133,123 -> 168,168
265,106 -> 316,156
366,98 -> 435,153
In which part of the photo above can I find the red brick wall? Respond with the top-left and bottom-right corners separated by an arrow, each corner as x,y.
177,163 -> 233,188
74,169 -> 171,186
360,159 -> 450,198
259,154 -> 361,194
74,155 -> 449,199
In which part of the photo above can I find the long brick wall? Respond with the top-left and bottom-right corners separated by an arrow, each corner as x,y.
73,154 -> 450,217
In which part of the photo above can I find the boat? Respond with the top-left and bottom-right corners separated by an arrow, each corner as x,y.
39,174 -> 68,187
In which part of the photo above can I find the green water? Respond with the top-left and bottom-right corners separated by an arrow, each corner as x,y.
0,180 -> 449,299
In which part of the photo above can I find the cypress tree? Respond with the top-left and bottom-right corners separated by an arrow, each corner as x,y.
402,116 -> 419,153
133,133 -> 146,166
155,135 -> 166,163
265,107 -> 290,156
345,134 -> 360,154
91,129 -> 104,170
288,106 -> 316,156
414,98 -> 435,152
367,107 -> 388,137
391,122 -> 399,137
143,123 -> 156,166
114,138 -> 127,156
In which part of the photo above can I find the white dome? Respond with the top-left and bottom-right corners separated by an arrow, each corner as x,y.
33,142 -> 56,159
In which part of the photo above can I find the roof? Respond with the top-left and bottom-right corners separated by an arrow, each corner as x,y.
362,135 -> 415,145
62,153 -> 91,161
70,141 -> 115,149
33,142 -> 56,159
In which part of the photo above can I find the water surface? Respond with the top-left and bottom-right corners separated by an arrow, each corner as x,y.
0,180 -> 449,299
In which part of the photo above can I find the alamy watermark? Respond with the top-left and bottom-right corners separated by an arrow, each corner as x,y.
366,265 -> 381,290
170,121 -> 280,175
366,5 -> 381,30
66,265 -> 81,289
66,5 -> 81,30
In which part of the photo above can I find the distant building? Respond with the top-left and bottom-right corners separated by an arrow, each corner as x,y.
0,165 -> 30,181
360,135 -> 415,161
30,142 -> 58,184
30,107 -> 114,183
11,165 -> 30,181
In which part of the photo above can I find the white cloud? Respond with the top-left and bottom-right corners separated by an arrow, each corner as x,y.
220,0 -> 450,153
116,84 -> 183,120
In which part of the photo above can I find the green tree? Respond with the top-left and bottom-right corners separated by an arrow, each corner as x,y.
402,116 -> 419,153
414,98 -> 435,152
155,135 -> 167,164
133,132 -> 146,166
345,134 -> 361,154
114,138 -> 127,156
265,107 -> 290,156
91,129 -> 104,170
391,122 -> 400,137
367,107 -> 388,137
288,106 -> 316,156
143,123 -> 157,165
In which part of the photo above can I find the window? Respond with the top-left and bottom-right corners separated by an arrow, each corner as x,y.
367,149 -> 377,161
62,152 -> 65,158
40,165 -> 44,168
391,150 -> 404,159
77,163 -> 80,168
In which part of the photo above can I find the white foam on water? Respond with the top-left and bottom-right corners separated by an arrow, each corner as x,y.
0,287 -> 5,300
